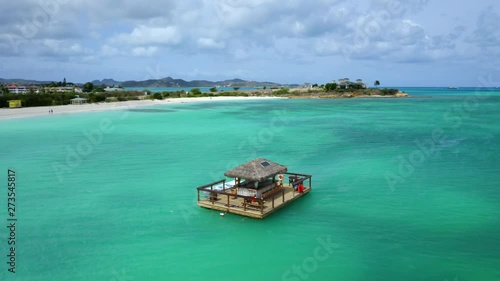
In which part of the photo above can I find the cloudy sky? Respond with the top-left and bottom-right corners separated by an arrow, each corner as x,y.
1,0 -> 499,86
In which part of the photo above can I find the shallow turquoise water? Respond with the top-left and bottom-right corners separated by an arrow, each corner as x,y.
0,89 -> 499,281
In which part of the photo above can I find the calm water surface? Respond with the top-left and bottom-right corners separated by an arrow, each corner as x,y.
0,88 -> 499,281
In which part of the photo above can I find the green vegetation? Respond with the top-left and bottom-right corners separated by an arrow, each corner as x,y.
82,82 -> 94,93
46,78 -> 73,87
379,88 -> 398,95
274,88 -> 289,95
233,87 -> 240,91
94,85 -> 106,93
188,88 -> 202,97
209,87 -> 217,92
0,90 -> 173,108
374,80 -> 380,87
324,83 -> 337,91
153,93 -> 163,100
162,91 -> 182,98
219,91 -> 248,97
80,82 -> 107,93
0,92 -> 73,108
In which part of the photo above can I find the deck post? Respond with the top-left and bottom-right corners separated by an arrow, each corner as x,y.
272,194 -> 275,208
309,177 -> 312,190
227,194 -> 230,211
282,189 -> 285,203
261,200 -> 264,214
197,189 -> 200,202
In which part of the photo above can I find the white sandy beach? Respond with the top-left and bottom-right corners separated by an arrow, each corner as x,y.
0,96 -> 280,120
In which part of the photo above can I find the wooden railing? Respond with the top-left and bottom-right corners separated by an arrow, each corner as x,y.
285,172 -> 312,189
196,172 -> 312,214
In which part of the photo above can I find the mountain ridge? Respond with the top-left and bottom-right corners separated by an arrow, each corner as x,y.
91,77 -> 294,88
0,77 -> 296,88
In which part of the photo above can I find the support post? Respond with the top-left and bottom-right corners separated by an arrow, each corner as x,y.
227,194 -> 230,211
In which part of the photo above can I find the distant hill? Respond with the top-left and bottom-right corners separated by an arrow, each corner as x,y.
1,77 -> 298,88
90,78 -> 121,86
0,78 -> 53,85
91,77 -> 294,88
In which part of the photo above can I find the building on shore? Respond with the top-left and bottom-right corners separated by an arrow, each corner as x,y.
104,86 -> 123,92
8,100 -> 22,108
355,79 -> 367,89
70,97 -> 88,105
336,78 -> 367,89
44,86 -> 83,93
7,84 -> 28,94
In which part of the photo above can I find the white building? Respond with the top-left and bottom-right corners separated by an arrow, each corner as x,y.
104,86 -> 122,92
337,78 -> 351,89
355,79 -> 367,89
70,97 -> 88,105
7,85 -> 28,94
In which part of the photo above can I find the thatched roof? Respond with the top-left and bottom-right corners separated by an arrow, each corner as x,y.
224,158 -> 287,182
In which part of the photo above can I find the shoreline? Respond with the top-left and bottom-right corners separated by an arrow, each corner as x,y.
286,94 -> 409,99
0,96 -> 280,120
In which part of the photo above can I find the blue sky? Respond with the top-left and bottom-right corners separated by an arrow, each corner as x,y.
0,0 -> 499,86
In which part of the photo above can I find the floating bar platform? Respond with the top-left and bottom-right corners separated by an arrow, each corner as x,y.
196,158 -> 312,219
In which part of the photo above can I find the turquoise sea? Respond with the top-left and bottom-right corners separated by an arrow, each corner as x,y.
0,88 -> 499,281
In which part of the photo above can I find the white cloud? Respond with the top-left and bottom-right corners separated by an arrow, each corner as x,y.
100,44 -> 123,57
109,25 -> 181,46
231,48 -> 250,60
131,46 -> 158,57
469,6 -> 500,48
38,39 -> 92,57
314,37 -> 341,56
0,0 -> 499,85
197,37 -> 225,49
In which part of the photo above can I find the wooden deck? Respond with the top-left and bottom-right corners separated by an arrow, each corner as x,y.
197,184 -> 311,219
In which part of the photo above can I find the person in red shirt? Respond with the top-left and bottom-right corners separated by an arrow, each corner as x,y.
297,183 -> 304,193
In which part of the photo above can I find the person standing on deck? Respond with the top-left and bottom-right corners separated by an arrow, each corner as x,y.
278,174 -> 284,186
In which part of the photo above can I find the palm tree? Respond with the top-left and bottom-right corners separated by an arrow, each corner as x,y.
374,80 -> 380,88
